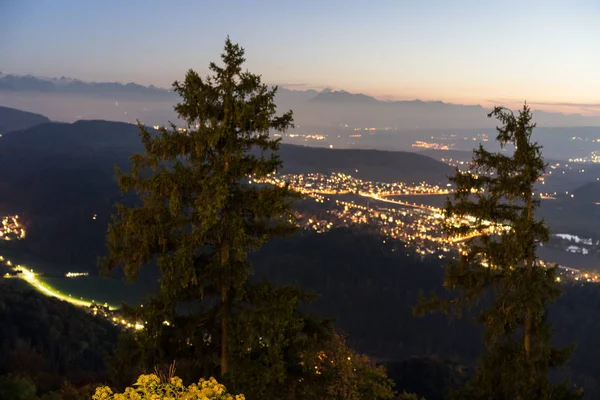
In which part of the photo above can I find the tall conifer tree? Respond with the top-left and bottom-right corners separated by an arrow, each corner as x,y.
417,104 -> 582,399
100,38 -> 298,377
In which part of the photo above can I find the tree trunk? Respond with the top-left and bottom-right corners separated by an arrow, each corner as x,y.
220,239 -> 230,377
524,189 -> 534,357
221,155 -> 231,377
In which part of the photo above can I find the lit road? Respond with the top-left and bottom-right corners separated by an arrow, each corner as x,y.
359,192 -> 440,211
378,191 -> 452,197
14,266 -> 97,308
0,256 -> 115,310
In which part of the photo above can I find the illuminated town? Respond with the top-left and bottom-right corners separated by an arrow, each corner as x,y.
0,215 -> 25,240
2,165 -> 600,332
412,141 -> 454,150
254,172 -> 600,284
569,151 -> 600,163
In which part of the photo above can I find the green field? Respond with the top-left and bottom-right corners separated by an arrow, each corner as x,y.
38,276 -> 153,308
0,247 -> 155,307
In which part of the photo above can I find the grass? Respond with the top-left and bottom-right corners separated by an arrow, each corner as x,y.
38,276 -> 153,308
0,247 -> 155,308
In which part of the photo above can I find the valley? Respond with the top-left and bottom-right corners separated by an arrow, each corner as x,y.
2,96 -> 600,398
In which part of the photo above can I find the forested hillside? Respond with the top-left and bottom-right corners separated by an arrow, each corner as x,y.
0,281 -> 119,398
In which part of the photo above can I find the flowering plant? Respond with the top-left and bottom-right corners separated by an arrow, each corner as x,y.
93,374 -> 245,400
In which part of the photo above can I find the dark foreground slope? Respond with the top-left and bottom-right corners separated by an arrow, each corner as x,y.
3,228 -> 600,398
0,280 -> 119,396
253,228 -> 480,362
252,228 -> 600,399
0,106 -> 50,134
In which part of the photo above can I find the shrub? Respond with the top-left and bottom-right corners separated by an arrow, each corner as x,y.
93,374 -> 244,400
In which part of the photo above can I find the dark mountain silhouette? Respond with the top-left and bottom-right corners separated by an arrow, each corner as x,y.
278,144 -> 453,183
0,74 -> 56,92
0,106 -> 51,134
572,181 -> 600,203
0,120 -> 145,217
0,120 -> 147,153
311,88 -> 380,104
0,119 -> 452,215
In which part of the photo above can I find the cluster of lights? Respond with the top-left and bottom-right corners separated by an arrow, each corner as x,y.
286,133 -> 326,141
253,172 -> 532,263
411,133 -> 490,152
412,141 -> 453,150
353,127 -> 378,131
265,174 -> 499,257
109,315 -> 145,330
569,151 -> 600,164
65,272 -> 89,278
441,157 -> 468,168
254,172 -> 453,199
543,260 -> 600,283
0,215 -> 25,241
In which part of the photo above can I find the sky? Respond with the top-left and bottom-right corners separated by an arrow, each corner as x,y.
2,0 -> 600,114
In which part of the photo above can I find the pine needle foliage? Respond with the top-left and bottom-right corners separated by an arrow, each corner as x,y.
416,104 -> 582,399
100,37 -> 299,378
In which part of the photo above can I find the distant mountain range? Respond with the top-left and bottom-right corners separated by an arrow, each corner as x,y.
0,73 -> 173,97
0,106 -> 50,134
277,145 -> 452,184
2,73 -> 600,129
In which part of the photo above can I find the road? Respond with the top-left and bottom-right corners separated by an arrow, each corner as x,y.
359,192 -> 441,211
17,266 -> 94,307
1,255 -> 115,310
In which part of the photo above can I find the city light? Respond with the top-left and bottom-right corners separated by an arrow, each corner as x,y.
250,171 -> 595,284
0,215 -> 26,240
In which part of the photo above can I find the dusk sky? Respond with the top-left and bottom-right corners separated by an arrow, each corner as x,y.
2,0 -> 600,114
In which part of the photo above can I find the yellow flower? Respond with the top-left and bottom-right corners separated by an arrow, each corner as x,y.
170,376 -> 183,387
93,373 -> 244,399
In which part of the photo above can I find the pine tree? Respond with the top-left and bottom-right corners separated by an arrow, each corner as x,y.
416,104 -> 582,399
100,38 -> 299,378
